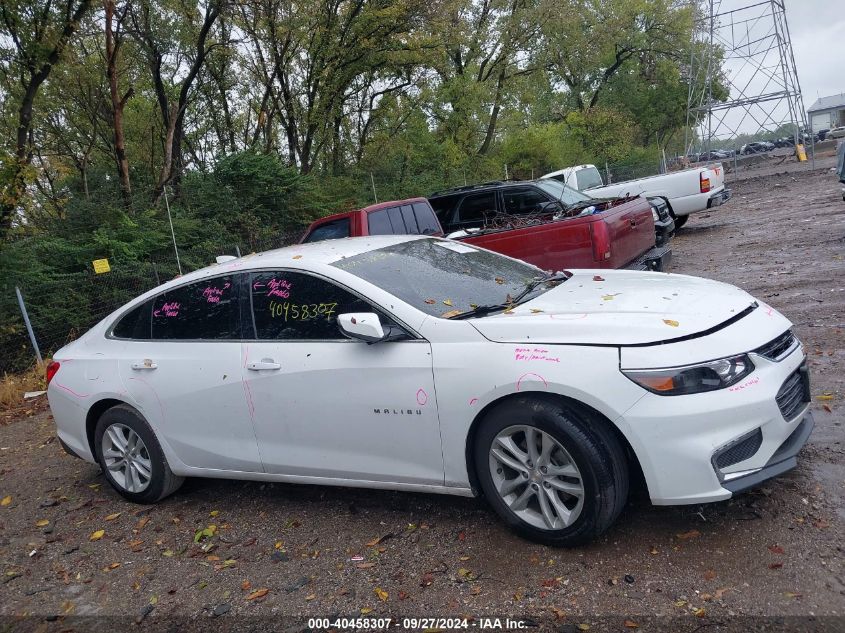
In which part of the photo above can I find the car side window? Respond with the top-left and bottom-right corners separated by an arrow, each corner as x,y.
501,187 -> 550,215
113,300 -> 152,339
248,271 -> 377,340
413,202 -> 440,235
457,192 -> 497,224
151,275 -> 239,340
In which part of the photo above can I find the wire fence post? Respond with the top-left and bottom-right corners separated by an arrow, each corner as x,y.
15,286 -> 43,366
369,173 -> 378,204
235,245 -> 241,258
163,185 -> 183,276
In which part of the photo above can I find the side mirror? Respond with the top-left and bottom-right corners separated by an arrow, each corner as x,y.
337,313 -> 386,343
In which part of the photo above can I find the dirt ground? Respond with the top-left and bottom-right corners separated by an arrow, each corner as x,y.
1,167 -> 844,632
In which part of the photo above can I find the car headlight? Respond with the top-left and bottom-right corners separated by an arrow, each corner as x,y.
651,207 -> 659,221
622,354 -> 754,396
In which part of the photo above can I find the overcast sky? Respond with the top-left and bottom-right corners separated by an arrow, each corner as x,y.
702,0 -> 844,136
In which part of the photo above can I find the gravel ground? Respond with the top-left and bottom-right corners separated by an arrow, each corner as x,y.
1,167 -> 843,632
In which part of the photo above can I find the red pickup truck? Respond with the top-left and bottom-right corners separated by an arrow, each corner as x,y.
301,180 -> 672,271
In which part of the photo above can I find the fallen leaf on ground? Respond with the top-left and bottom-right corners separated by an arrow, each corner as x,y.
105,512 -> 121,521
1,496 -> 11,506
551,607 -> 566,620
90,530 -> 105,541
374,587 -> 388,601
692,607 -> 706,617
398,590 -> 409,600
241,580 -> 251,591
822,404 -> 832,413
714,588 -> 729,599
357,562 -> 375,569
136,516 -> 150,531
245,588 -> 269,600
577,624 -> 590,631
676,530 -> 700,540
704,569 -> 717,581
768,545 -> 785,554
360,607 -> 373,614
769,562 -> 783,569
624,620 -> 639,628
816,394 -> 833,401
784,592 -> 802,598
36,519 -> 49,527
663,319 -> 680,327
209,510 -> 220,517
305,594 -> 316,601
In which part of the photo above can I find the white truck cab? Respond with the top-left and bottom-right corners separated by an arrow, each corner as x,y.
542,163 -> 732,228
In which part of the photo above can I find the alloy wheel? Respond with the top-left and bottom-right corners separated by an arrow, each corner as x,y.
101,423 -> 152,493
488,424 -> 584,530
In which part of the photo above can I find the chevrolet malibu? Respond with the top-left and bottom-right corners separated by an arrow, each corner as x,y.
47,236 -> 813,545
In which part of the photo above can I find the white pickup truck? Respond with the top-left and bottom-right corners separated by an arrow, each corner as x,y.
541,163 -> 731,228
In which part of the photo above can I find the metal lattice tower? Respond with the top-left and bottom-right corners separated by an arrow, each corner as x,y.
685,0 -> 807,154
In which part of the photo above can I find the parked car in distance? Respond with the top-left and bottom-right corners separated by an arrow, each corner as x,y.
541,163 -> 730,229
827,126 -> 845,140
740,141 -> 774,155
303,181 -> 673,271
47,235 -> 814,546
301,198 -> 443,243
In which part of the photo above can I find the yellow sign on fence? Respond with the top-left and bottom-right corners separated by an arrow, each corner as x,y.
92,258 -> 111,274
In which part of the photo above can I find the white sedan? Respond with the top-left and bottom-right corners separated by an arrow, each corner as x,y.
47,236 -> 813,545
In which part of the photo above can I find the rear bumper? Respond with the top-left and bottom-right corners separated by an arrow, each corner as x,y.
707,188 -> 732,208
625,244 -> 672,272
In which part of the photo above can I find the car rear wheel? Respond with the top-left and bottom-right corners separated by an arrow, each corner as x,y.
474,396 -> 628,546
94,404 -> 183,503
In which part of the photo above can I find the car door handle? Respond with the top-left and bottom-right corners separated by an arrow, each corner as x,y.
130,360 -> 157,370
246,359 -> 281,371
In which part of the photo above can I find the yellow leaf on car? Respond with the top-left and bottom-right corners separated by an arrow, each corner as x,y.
663,319 -> 680,327
90,530 -> 105,541
443,299 -> 453,306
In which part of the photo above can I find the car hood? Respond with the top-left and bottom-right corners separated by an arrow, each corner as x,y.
468,270 -> 757,345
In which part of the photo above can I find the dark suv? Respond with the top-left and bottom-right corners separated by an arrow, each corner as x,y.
429,180 -> 674,247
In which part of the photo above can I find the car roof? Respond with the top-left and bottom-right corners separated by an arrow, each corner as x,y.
430,179 -> 551,199
309,197 -> 430,225
152,235 -> 429,291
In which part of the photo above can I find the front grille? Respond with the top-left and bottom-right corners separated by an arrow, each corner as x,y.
714,428 -> 763,469
776,367 -> 810,421
754,330 -> 796,361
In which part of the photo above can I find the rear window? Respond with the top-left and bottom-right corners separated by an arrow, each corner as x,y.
576,167 -> 604,190
112,300 -> 152,339
303,218 -> 350,243
413,202 -> 441,235
368,206 -> 410,235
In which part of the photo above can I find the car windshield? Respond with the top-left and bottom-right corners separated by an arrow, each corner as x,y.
535,179 -> 593,206
331,239 -> 549,318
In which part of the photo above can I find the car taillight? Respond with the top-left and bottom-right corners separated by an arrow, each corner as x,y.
700,173 -> 711,193
591,221 -> 611,262
46,361 -> 60,385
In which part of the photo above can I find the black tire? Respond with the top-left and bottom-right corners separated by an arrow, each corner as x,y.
672,213 -> 688,229
94,404 -> 183,503
473,396 -> 628,546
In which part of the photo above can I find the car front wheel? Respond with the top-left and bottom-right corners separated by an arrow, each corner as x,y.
474,396 -> 628,546
94,404 -> 183,503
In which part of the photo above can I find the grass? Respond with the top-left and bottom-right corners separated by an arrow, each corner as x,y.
0,364 -> 47,411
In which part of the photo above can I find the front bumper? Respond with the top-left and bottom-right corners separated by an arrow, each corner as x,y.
654,215 -> 675,247
707,188 -> 732,208
721,412 -> 813,494
619,344 -> 812,505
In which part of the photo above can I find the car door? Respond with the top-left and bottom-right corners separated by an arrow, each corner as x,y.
114,273 -> 263,472
242,270 -> 443,485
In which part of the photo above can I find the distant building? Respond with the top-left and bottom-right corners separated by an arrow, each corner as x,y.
808,93 -> 845,132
